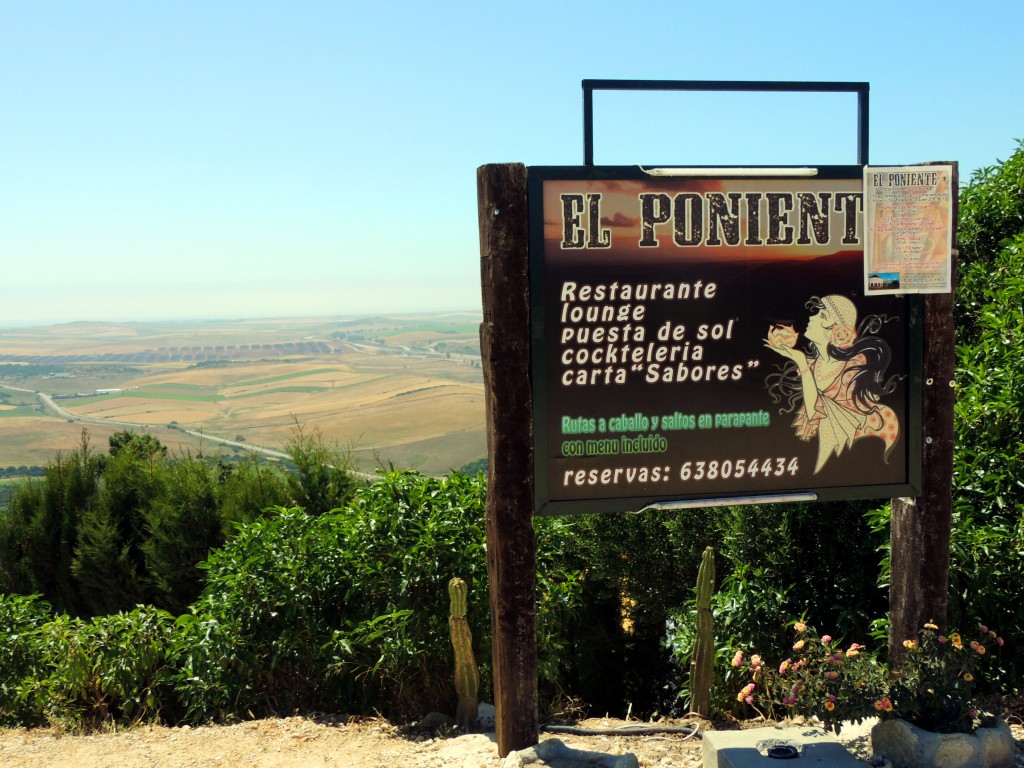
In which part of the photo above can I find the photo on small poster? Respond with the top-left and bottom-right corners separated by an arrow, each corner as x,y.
863,165 -> 954,295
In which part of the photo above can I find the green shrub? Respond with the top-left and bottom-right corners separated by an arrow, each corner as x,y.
142,456 -> 224,613
0,594 -> 52,726
18,605 -> 179,730
174,506 -> 350,720
332,470 -> 489,717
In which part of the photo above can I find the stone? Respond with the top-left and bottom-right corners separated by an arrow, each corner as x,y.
477,702 -> 496,730
416,712 -> 455,730
870,717 -> 1014,768
501,738 -> 639,768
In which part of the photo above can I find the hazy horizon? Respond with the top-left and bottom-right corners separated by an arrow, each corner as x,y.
0,304 -> 483,331
3,2 -> 1021,329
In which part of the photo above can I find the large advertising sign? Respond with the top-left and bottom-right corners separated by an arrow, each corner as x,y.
529,167 -> 922,515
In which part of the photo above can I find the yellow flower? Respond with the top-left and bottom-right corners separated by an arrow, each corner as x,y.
794,622 -> 807,633
903,639 -> 918,649
951,633 -> 963,649
825,701 -> 835,711
924,622 -> 938,630
964,673 -> 974,682
793,640 -> 806,651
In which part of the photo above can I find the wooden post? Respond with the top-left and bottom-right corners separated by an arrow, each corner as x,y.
889,164 -> 958,655
477,162 -> 538,756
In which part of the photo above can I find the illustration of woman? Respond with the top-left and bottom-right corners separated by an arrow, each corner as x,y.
764,295 -> 900,474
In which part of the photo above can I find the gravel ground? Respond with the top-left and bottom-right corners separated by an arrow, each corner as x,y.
0,715 -> 1020,767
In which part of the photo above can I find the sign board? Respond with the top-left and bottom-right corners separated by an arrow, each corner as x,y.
529,166 -> 922,515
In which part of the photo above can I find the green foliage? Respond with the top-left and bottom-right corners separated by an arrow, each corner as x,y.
142,456 -> 225,613
957,140 -> 1024,294
175,472 -> 508,722
331,470 -> 490,717
217,454 -> 290,529
283,423 -> 356,516
71,446 -> 162,613
173,507 -> 351,719
0,426 -> 355,619
947,141 -> 1024,684
0,431 -> 103,615
108,430 -> 168,459
0,594 -> 52,726
0,600 -> 180,731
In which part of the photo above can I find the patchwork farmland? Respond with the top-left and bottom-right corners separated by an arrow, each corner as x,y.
0,313 -> 485,475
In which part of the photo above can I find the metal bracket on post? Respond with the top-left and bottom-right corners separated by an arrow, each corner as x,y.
582,79 -> 869,166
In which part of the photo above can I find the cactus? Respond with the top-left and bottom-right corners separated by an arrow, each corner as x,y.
689,546 -> 715,717
448,577 -> 479,731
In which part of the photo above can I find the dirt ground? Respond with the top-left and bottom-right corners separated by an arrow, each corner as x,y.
1,715 -> 1022,768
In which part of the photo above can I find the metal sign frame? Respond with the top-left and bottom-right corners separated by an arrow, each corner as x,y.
582,79 -> 870,166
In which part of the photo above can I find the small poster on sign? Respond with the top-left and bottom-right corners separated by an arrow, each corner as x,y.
863,165 -> 954,295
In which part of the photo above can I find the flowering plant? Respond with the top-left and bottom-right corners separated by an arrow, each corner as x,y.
731,621 -> 886,734
884,622 -> 1004,734
732,620 -> 1005,735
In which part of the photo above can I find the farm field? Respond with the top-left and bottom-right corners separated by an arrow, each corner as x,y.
0,313 -> 485,475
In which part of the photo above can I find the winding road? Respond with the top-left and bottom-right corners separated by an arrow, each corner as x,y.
4,383 -> 380,480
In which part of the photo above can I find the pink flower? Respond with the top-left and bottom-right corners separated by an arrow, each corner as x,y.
979,624 -> 989,634
745,695 -> 754,705
827,694 -> 837,703
779,659 -> 791,674
750,654 -> 763,669
938,635 -> 947,644
821,634 -> 832,644
793,640 -> 806,651
997,637 -> 1005,647
845,644 -> 862,657
731,650 -> 744,668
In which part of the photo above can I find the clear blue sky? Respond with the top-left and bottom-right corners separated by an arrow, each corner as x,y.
2,1 -> 1021,325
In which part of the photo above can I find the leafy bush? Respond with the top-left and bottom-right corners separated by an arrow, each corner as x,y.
13,605 -> 179,730
948,141 -> 1024,685
0,594 -> 52,726
174,506 -> 350,720
0,427 -> 356,619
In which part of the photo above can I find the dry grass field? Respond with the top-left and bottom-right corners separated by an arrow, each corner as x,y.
0,313 -> 485,474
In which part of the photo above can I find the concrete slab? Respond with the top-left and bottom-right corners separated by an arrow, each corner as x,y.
703,725 -> 865,768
